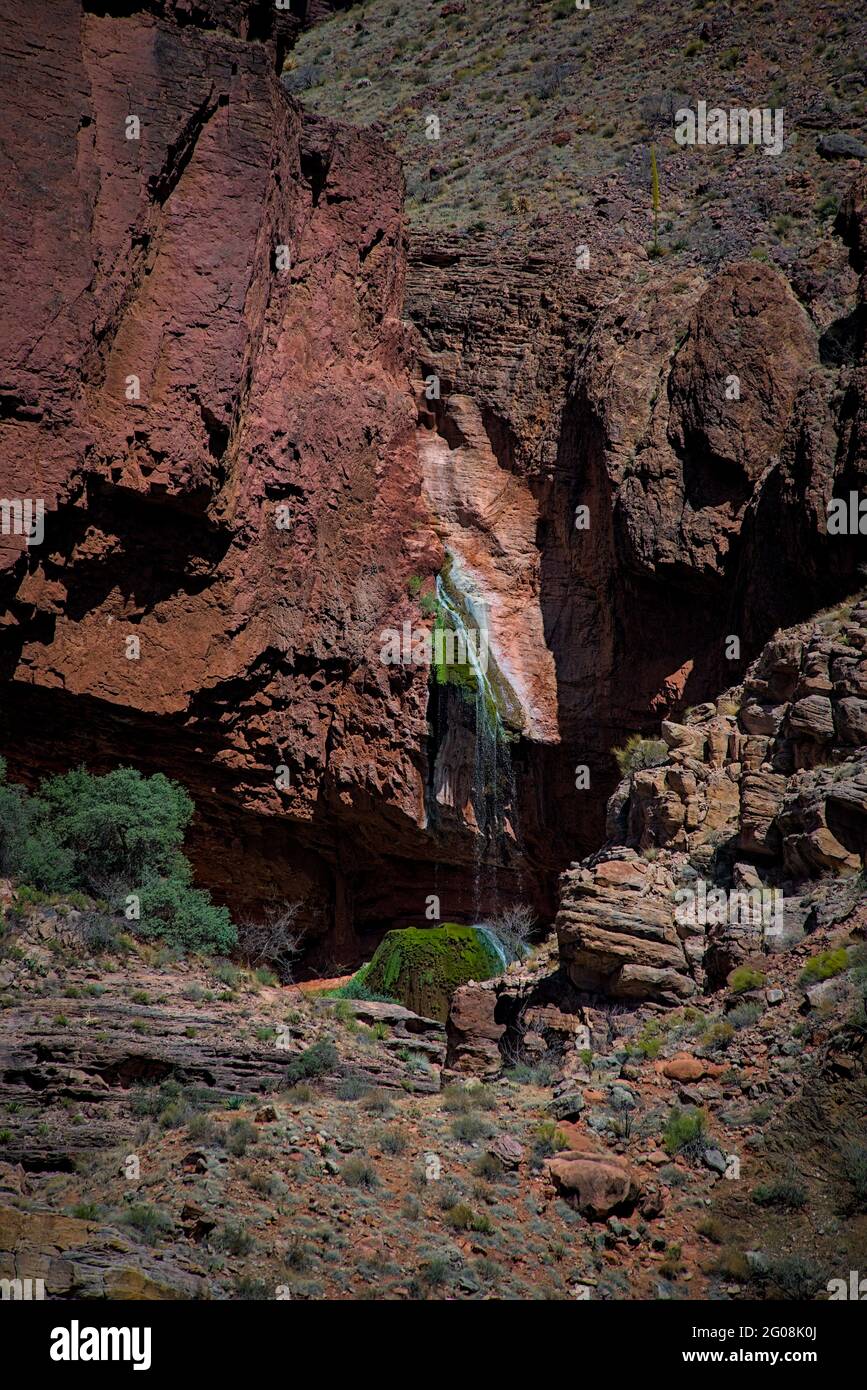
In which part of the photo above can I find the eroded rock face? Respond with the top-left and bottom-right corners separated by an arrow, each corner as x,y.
2,3 -> 866,963
556,853 -> 697,1004
556,600 -> 867,1001
0,0 -> 450,957
408,176 -> 867,885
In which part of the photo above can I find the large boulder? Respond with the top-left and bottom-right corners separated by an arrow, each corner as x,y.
556,855 -> 696,1004
546,1136 -> 644,1219
362,924 -> 503,1023
445,978 -> 505,1075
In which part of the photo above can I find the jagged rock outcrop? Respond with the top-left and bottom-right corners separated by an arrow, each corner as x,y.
555,599 -> 867,1002
556,853 -> 698,1004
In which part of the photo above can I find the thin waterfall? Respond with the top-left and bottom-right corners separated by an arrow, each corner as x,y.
435,572 -> 513,919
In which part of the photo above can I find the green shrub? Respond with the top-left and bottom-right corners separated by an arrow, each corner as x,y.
701,1020 -> 734,1052
0,762 -> 235,955
728,1002 -> 763,1031
137,872 -> 234,955
442,1082 -> 496,1113
764,1256 -> 826,1301
284,1039 -> 338,1086
662,1106 -> 708,1158
503,1059 -> 557,1086
187,1112 -> 217,1144
799,948 -> 848,986
377,1127 -> 407,1155
451,1112 -> 494,1143
472,1152 -> 503,1179
122,1204 -> 174,1244
697,1216 -> 724,1244
628,1017 -> 668,1059
336,1075 -> 367,1101
341,1157 -> 378,1188
225,1118 -> 257,1157
445,1202 -> 493,1234
418,1255 -> 450,1287
285,1236 -> 311,1270
71,1202 -> 101,1221
841,1141 -> 867,1212
328,962 -> 397,1005
612,735 -> 668,776
729,966 -> 766,994
362,1089 -> 392,1115
752,1177 -> 808,1210
216,1221 -> 255,1255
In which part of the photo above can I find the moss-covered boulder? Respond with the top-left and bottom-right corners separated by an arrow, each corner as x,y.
362,924 -> 503,1022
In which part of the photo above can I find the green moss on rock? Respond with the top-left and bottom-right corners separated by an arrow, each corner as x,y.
362,924 -> 502,1022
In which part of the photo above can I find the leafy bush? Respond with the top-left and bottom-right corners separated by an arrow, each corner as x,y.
727,1002 -> 763,1031
752,1177 -> 808,1210
122,1204 -> 174,1244
729,966 -> 766,994
442,1082 -> 496,1114
377,1127 -> 407,1155
138,872 -> 234,955
451,1112 -> 494,1143
336,1075 -> 367,1101
216,1221 -> 255,1256
612,735 -> 668,776
503,1059 -> 557,1087
799,948 -> 848,986
445,1202 -> 493,1234
535,1121 -> 570,1153
764,1256 -> 826,1301
0,762 -> 235,954
341,1157 -> 378,1188
628,1017 -> 669,1059
662,1106 -> 708,1158
224,1118 -> 257,1157
284,1039 -> 338,1086
418,1255 -> 450,1287
701,1020 -> 734,1052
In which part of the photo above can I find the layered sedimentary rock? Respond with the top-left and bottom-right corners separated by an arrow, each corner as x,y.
408,173 -> 867,887
0,0 -> 448,958
556,599 -> 867,1002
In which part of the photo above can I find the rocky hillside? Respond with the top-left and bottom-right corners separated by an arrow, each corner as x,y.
441,599 -> 866,1298
556,593 -> 867,1005
1,592 -> 864,1302
289,0 -> 867,248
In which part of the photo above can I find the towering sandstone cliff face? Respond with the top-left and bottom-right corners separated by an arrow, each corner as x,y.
0,0 -> 440,959
1,0 -> 865,962
409,183 -> 867,885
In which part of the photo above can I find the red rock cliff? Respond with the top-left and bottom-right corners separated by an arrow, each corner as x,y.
0,0 -> 450,963
1,1 -> 866,965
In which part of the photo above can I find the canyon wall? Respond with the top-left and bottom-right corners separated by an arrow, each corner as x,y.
0,0 -> 445,963
408,175 -> 867,886
1,0 -> 865,963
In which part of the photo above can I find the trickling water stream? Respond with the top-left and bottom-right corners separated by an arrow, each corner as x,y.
474,922 -> 510,972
